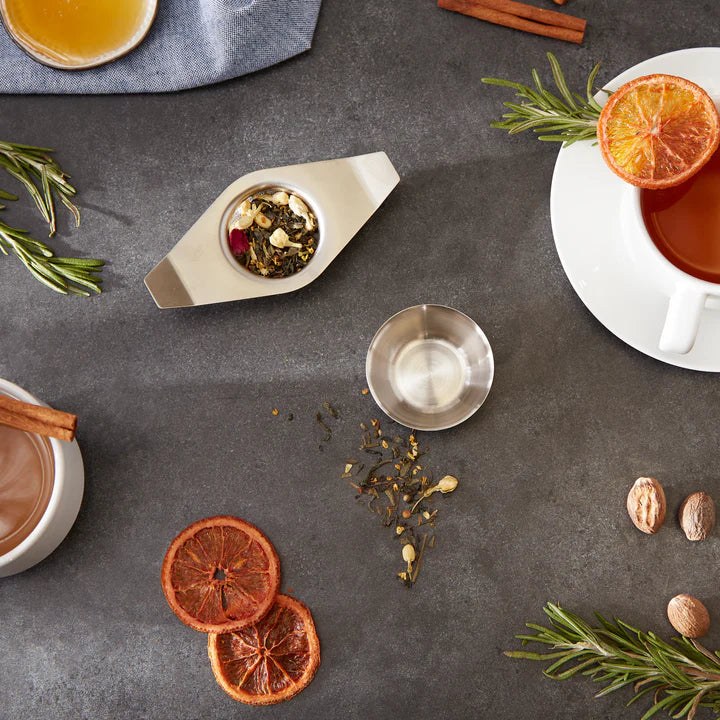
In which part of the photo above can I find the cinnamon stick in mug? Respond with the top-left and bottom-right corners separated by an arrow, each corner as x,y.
0,395 -> 77,442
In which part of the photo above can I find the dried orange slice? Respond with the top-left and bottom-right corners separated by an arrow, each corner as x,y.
597,74 -> 720,189
161,516 -> 280,633
208,594 -> 320,705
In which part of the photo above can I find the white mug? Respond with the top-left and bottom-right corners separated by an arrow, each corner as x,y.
0,379 -> 84,577
623,187 -> 720,355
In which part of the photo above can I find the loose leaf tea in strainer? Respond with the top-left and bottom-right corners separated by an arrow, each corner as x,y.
226,188 -> 318,278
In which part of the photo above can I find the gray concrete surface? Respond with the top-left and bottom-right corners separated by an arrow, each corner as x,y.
2,1 -> 720,718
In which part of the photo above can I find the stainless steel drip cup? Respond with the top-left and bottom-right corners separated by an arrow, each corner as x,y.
366,305 -> 494,431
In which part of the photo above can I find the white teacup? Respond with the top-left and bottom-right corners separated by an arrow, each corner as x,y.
623,186 -> 720,355
0,379 -> 84,577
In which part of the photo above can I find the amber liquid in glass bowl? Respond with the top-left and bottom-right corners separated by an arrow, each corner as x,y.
641,149 -> 720,283
2,0 -> 152,67
0,420 -> 54,557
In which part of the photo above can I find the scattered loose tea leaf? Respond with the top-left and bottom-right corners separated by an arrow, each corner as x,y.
342,417 -> 457,587
323,401 -> 339,418
316,413 -> 332,434
411,534 -> 427,583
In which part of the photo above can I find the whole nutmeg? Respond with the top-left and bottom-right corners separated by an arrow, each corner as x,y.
626,477 -> 666,534
679,491 -> 716,541
667,594 -> 710,638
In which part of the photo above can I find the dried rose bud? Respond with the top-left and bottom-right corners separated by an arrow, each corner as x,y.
228,228 -> 249,255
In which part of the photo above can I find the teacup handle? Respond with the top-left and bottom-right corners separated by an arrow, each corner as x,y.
659,287 -> 707,355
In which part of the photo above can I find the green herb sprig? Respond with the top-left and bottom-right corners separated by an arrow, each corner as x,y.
0,219 -> 103,296
507,603 -> 720,720
0,140 -> 80,235
482,53 -> 605,146
0,141 -> 103,296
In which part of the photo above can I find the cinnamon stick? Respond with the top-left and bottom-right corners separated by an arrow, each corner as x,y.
0,395 -> 77,442
479,0 -> 585,32
438,0 -> 585,44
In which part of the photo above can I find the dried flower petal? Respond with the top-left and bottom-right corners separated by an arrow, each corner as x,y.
402,543 -> 416,574
411,474 -> 459,512
255,212 -> 272,229
269,228 -> 302,249
229,228 -> 249,255
437,475 -> 458,494
289,194 -> 308,216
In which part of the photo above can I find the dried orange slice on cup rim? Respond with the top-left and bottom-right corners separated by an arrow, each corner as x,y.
161,516 -> 280,633
208,594 -> 321,705
597,74 -> 720,189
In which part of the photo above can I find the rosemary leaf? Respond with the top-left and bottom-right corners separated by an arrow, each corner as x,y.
0,218 -> 103,296
508,603 -> 720,720
0,141 -> 104,296
482,53 -> 605,146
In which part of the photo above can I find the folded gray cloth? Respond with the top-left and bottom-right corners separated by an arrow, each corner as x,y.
0,0 -> 321,94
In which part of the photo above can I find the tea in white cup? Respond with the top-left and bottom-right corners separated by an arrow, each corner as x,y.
0,423 -> 54,556
0,380 -> 84,577
626,147 -> 720,354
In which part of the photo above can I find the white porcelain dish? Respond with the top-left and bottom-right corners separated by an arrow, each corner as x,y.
550,47 -> 720,372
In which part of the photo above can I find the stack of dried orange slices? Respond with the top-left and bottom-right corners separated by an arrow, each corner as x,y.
161,516 -> 320,705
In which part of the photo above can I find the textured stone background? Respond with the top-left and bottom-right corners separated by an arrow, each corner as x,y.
2,1 -> 720,719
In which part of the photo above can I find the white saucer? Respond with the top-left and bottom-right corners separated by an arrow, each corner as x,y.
551,47 -> 720,372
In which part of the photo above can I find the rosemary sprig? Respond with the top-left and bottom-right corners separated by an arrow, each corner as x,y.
482,52 -> 605,146
507,603 -> 720,720
0,218 -> 103,296
0,141 -> 104,295
0,140 -> 79,235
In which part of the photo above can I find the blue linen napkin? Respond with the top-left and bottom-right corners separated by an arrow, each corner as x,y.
0,0 -> 321,94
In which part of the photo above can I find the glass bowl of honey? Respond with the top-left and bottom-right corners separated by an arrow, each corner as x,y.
0,379 -> 84,577
0,0 -> 157,70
